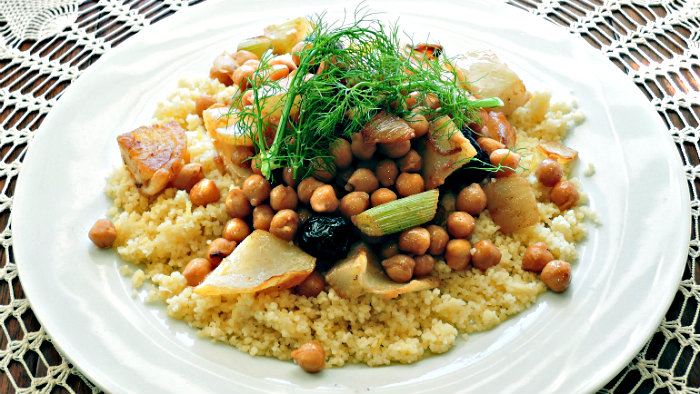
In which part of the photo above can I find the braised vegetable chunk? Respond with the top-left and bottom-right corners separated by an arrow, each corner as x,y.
195,230 -> 315,295
452,48 -> 530,116
361,110 -> 416,144
117,121 -> 188,196
483,176 -> 539,233
325,243 -> 440,299
421,116 -> 478,189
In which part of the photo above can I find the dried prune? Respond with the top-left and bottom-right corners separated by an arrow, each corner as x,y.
297,214 -> 354,266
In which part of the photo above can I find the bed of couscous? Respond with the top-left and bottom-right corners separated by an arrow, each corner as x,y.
102,70 -> 591,367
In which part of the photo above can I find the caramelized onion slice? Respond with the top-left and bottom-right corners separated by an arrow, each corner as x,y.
195,230 -> 315,296
361,110 -> 415,144
537,141 -> 578,162
325,243 -> 440,299
483,176 -> 539,234
420,116 -> 478,189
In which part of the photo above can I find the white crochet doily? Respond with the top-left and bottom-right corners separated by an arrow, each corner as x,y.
0,0 -> 698,393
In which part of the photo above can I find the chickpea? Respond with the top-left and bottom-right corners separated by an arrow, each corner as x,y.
231,64 -> 255,89
190,179 -> 220,206
195,95 -> 217,117
230,146 -> 253,168
241,89 -> 255,107
550,180 -> 579,210
252,205 -> 275,231
427,225 -> 449,255
231,50 -> 258,66
408,93 -> 439,109
371,188 -> 397,207
380,241 -> 400,259
291,41 -> 311,66
522,242 -> 555,272
446,211 -> 476,238
413,255 -> 435,277
456,183 -> 487,215
206,238 -> 237,267
242,58 -> 260,68
225,189 -> 252,218
282,167 -> 299,187
311,157 -> 335,182
476,137 -> 505,155
490,149 -> 521,178
381,254 -> 416,283
405,91 -> 420,108
398,150 -> 422,172
89,218 -> 117,248
340,191 -> 370,217
171,163 -> 204,191
291,342 -> 325,373
269,209 -> 300,241
297,177 -> 324,204
222,218 -> 251,243
395,173 -> 425,197
295,271 -> 325,297
375,160 -> 399,187
182,258 -> 212,287
209,52 -> 235,85
330,138 -> 353,169
406,109 -> 429,138
270,185 -> 298,211
472,240 -> 501,271
536,158 -> 564,187
345,168 -> 379,193
269,55 -> 297,71
380,140 -> 411,158
398,227 -> 431,255
242,174 -> 271,206
350,132 -> 376,160
541,260 -> 572,292
310,185 -> 339,213
250,155 -> 263,175
445,239 -> 471,270
268,64 -> 290,81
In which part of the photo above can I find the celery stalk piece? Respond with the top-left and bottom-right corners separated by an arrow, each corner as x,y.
237,36 -> 273,58
352,190 -> 439,236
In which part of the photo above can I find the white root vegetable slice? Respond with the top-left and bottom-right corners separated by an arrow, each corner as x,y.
452,48 -> 530,116
483,176 -> 539,234
195,230 -> 315,296
325,243 -> 440,299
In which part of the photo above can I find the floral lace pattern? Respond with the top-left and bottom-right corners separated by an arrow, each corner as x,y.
0,1 -> 697,392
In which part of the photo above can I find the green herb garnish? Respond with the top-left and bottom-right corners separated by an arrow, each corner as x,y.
231,6 -> 502,181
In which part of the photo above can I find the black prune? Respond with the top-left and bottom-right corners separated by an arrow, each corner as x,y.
297,214 -> 355,267
443,128 -> 494,191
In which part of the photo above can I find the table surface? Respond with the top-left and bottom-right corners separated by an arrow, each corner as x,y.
0,0 -> 698,393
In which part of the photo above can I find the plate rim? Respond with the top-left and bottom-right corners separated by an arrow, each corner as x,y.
11,0 -> 691,393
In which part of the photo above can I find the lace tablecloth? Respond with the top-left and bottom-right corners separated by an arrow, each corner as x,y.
0,0 -> 698,393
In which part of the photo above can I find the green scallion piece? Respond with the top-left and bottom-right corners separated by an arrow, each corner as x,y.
352,190 -> 439,236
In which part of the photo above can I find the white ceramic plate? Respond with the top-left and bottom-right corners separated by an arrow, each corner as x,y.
13,0 -> 690,393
